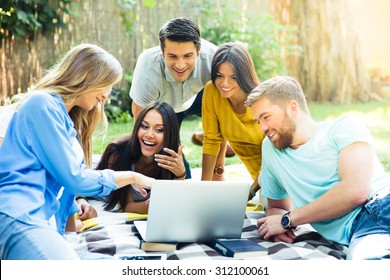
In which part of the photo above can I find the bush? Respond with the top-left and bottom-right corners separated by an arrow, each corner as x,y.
105,71 -> 134,123
0,0 -> 71,42
105,87 -> 132,123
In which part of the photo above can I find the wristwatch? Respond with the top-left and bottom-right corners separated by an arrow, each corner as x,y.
249,188 -> 257,198
249,184 -> 260,198
214,166 -> 224,176
281,211 -> 296,230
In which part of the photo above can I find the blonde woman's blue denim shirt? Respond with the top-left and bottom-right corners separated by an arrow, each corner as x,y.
0,92 -> 117,235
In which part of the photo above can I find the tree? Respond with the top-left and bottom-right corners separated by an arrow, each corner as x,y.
275,0 -> 376,103
183,0 -> 302,81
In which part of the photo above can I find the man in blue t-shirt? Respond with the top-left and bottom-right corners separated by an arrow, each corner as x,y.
245,76 -> 390,260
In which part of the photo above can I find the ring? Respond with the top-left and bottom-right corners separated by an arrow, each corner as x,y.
168,161 -> 170,165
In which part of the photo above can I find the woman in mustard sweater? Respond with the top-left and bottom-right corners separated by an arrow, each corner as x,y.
201,42 -> 265,200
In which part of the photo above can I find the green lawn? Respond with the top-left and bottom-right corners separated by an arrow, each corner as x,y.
93,98 -> 390,172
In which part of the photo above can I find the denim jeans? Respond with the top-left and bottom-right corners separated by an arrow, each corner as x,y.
0,212 -> 114,260
348,190 -> 390,259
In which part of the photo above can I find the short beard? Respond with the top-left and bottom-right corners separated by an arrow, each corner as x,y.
273,115 -> 296,150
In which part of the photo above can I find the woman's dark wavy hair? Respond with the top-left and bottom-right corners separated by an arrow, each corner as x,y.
211,42 -> 259,94
96,102 -> 181,211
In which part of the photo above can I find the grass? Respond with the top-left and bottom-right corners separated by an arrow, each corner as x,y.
93,97 -> 390,172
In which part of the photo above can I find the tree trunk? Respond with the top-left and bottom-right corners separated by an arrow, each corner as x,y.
289,0 -> 375,103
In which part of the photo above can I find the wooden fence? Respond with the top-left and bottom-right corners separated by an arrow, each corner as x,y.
1,0 -> 389,103
0,0 -> 189,102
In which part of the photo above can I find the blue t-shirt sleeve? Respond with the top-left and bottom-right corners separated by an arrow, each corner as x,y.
261,140 -> 289,200
331,116 -> 375,152
24,95 -> 117,197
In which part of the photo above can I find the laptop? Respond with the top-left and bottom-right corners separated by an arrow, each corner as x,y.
134,180 -> 250,243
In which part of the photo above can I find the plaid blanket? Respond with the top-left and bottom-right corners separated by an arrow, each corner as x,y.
66,200 -> 347,260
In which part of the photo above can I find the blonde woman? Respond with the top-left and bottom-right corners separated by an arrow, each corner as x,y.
0,44 -> 154,260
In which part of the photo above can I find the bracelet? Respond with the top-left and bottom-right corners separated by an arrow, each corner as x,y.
249,189 -> 257,198
175,171 -> 187,180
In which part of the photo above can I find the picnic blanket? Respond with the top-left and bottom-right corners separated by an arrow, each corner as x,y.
65,199 -> 348,260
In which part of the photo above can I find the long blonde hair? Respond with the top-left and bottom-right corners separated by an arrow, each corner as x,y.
32,43 -> 123,166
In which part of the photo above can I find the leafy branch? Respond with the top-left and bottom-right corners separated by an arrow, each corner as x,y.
0,0 -> 71,42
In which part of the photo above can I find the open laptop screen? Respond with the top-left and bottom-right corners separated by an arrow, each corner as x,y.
134,180 -> 250,243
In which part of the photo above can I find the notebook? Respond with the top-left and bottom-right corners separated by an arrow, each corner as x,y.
134,180 -> 250,243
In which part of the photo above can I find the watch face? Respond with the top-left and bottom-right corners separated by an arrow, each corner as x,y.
281,215 -> 290,227
214,167 -> 224,175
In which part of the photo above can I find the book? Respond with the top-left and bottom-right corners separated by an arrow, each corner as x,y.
139,240 -> 178,252
210,238 -> 268,259
79,213 -> 148,232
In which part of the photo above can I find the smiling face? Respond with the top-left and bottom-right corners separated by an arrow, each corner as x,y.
162,39 -> 199,83
251,98 -> 296,150
69,86 -> 112,112
215,62 -> 243,99
137,109 -> 165,158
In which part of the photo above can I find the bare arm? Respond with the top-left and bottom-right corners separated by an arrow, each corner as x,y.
119,173 -> 151,214
122,182 -> 149,214
109,171 -> 154,214
131,101 -> 144,123
213,139 -> 227,181
289,142 -> 373,226
97,146 -> 152,191
115,171 -> 154,195
258,142 -> 374,241
248,179 -> 261,201
201,140 -> 227,181
123,201 -> 149,214
265,197 -> 294,215
201,153 -> 217,180
257,197 -> 296,243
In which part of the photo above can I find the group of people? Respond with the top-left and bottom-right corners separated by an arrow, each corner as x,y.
0,17 -> 389,260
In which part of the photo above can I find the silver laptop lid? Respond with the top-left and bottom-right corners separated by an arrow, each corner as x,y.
138,180 -> 250,243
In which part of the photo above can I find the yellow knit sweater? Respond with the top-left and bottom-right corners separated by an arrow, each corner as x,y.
202,81 -> 265,180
